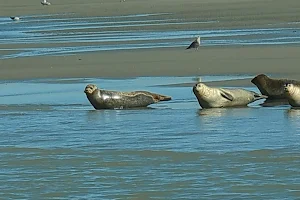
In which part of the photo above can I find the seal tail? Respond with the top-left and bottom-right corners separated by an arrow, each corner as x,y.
152,94 -> 172,102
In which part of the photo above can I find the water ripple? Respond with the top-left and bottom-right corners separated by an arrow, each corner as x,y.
1,13 -> 300,59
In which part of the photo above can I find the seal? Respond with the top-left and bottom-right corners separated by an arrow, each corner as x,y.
284,83 -> 300,107
251,74 -> 300,99
186,36 -> 200,50
193,82 -> 267,108
84,84 -> 172,109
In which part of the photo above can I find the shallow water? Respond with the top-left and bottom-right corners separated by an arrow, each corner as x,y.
1,76 -> 300,199
1,13 -> 300,59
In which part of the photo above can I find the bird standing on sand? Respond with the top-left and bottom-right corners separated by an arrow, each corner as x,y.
41,0 -> 51,5
192,76 -> 202,83
10,16 -> 20,21
186,36 -> 200,50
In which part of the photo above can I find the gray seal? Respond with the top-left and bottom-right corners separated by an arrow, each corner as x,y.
186,36 -> 200,50
284,83 -> 300,107
251,74 -> 300,99
84,84 -> 172,109
193,82 -> 267,108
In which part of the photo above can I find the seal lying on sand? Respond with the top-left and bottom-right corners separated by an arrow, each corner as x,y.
284,83 -> 300,107
186,36 -> 200,50
193,82 -> 267,108
251,74 -> 300,99
84,84 -> 172,109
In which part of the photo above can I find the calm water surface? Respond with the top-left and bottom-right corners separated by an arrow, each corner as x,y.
0,76 -> 300,199
1,13 -> 300,59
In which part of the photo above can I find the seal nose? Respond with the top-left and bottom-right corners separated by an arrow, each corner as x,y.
84,86 -> 91,93
284,83 -> 290,91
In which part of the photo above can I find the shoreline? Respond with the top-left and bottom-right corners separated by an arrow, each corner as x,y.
1,0 -> 300,83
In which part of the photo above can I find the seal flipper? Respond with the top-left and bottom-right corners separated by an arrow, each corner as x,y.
220,91 -> 234,101
254,93 -> 268,100
151,93 -> 172,102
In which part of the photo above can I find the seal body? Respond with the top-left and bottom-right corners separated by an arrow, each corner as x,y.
251,74 -> 300,99
84,84 -> 171,109
284,83 -> 300,107
186,36 -> 200,50
193,82 -> 267,108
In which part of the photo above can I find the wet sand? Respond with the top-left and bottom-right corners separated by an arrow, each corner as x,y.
1,0 -> 300,84
2,0 -> 300,29
1,46 -> 300,85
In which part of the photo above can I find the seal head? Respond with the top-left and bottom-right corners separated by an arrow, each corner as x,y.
284,83 -> 300,107
84,84 -> 97,95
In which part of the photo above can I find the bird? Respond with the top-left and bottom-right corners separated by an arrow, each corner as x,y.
41,0 -> 51,5
186,36 -> 200,50
10,16 -> 20,21
192,76 -> 202,83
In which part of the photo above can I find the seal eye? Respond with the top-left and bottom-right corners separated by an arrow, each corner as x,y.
284,83 -> 290,88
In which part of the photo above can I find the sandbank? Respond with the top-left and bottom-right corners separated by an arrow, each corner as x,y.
1,0 -> 300,85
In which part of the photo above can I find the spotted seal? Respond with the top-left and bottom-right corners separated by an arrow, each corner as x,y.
193,82 -> 267,108
251,74 -> 300,99
186,36 -> 200,50
84,84 -> 172,109
284,83 -> 300,107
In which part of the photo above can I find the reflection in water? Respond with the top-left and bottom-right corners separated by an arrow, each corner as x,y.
285,108 -> 300,130
286,108 -> 300,118
86,107 -> 155,123
86,109 -> 124,122
197,107 -> 252,118
260,99 -> 289,107
197,108 -> 228,117
197,108 -> 253,132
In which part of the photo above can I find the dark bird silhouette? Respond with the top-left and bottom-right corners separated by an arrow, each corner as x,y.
41,0 -> 51,5
186,36 -> 200,50
10,16 -> 20,21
